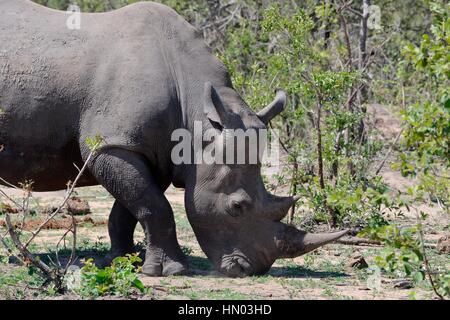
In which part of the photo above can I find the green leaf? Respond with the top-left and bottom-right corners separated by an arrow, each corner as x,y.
132,279 -> 145,292
413,271 -> 425,284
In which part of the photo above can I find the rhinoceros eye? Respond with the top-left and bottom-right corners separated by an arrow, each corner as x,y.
233,201 -> 242,210
228,200 -> 244,217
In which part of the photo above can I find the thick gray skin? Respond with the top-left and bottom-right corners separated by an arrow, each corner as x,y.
0,0 -> 347,277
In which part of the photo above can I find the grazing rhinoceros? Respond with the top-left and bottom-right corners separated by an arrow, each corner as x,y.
0,0 -> 348,277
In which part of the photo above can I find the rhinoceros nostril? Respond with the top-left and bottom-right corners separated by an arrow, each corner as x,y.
227,262 -> 244,277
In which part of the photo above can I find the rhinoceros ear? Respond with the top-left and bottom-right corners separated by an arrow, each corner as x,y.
203,82 -> 231,129
257,90 -> 287,125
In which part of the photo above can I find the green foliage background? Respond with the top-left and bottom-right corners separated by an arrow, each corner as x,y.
29,0 -> 449,297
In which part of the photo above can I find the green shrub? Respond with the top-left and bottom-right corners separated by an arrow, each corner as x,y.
77,253 -> 146,298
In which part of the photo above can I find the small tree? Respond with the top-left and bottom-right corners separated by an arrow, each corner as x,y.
363,1 -> 449,299
220,2 -> 392,229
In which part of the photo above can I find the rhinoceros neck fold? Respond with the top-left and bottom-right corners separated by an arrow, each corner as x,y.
152,10 -> 233,133
167,55 -> 233,134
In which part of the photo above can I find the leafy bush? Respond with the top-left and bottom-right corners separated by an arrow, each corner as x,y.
77,253 -> 146,298
396,1 -> 449,209
220,2 -> 390,227
361,224 -> 425,280
360,220 -> 449,299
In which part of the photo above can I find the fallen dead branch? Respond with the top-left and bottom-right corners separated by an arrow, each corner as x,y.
336,237 -> 382,246
335,236 -> 437,249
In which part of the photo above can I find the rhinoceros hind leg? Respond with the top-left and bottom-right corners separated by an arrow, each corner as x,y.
88,148 -> 188,276
106,200 -> 138,261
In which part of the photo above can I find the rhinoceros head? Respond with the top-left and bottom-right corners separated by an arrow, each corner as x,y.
182,82 -> 348,277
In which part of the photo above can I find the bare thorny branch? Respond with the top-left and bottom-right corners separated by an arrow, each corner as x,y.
0,146 -> 99,291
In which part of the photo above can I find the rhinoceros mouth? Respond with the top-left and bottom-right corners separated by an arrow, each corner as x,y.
220,253 -> 254,277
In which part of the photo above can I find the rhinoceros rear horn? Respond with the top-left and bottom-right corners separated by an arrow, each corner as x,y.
203,82 -> 232,128
275,225 -> 349,259
257,89 -> 287,125
262,194 -> 300,221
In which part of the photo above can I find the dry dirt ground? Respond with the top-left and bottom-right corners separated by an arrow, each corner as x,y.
0,105 -> 448,300
0,184 -> 448,300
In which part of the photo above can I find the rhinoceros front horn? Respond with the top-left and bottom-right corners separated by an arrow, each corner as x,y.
274,224 -> 349,259
257,89 -> 287,125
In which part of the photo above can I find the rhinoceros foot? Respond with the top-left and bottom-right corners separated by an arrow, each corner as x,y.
141,251 -> 188,277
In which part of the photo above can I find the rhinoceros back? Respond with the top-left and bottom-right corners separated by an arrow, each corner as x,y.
0,0 -> 230,190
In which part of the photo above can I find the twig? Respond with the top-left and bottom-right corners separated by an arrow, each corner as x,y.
63,212 -> 78,274
4,212 -> 54,279
0,189 -> 25,211
414,208 -> 445,300
375,84 -> 406,176
288,162 -> 299,224
345,6 -> 363,18
0,177 -> 21,189
1,143 -> 100,291
338,12 -> 353,68
375,128 -> 404,175
24,150 -> 95,248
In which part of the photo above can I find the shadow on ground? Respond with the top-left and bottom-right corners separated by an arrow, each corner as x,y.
269,266 -> 348,278
3,250 -> 348,279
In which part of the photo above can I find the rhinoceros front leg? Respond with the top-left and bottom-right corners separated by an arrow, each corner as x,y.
88,148 -> 188,276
